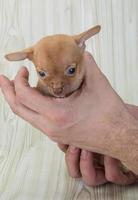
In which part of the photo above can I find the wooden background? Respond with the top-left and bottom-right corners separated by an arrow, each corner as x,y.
0,0 -> 138,199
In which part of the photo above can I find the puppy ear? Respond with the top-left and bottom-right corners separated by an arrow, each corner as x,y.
5,47 -> 34,61
73,25 -> 101,50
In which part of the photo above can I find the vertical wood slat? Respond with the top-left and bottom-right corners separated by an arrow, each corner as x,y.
0,0 -> 138,199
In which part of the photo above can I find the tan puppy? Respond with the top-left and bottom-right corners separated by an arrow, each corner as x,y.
5,26 -> 132,178
5,25 -> 100,98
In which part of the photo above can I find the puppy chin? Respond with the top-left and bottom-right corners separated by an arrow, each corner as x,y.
55,78 -> 84,98
37,78 -> 84,98
50,93 -> 66,98
42,89 -> 74,98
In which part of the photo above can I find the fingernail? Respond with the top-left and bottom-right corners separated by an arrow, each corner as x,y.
69,146 -> 79,153
81,150 -> 88,159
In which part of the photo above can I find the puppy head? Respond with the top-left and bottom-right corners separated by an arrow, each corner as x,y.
5,25 -> 100,97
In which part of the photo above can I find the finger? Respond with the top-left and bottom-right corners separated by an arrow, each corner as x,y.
104,156 -> 137,185
0,75 -> 43,127
14,67 -> 55,115
0,75 -> 16,107
65,146 -> 81,178
57,143 -> 68,153
14,67 -> 78,128
0,75 -> 62,141
80,150 -> 107,186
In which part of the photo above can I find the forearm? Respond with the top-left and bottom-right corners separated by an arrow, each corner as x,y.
121,123 -> 138,174
87,113 -> 138,175
108,117 -> 138,174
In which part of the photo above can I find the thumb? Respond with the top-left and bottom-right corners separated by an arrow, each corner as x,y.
83,52 -> 102,81
83,52 -> 116,97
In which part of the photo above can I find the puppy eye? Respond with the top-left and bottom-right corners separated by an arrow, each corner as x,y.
65,66 -> 76,76
38,70 -> 48,78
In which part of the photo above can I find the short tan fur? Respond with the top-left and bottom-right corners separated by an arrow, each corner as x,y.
5,25 -> 101,98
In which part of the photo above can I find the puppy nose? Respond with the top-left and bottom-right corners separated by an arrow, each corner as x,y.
53,87 -> 63,95
51,81 -> 64,88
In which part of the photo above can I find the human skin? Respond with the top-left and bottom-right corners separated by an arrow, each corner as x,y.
0,52 -> 138,178
58,104 -> 138,186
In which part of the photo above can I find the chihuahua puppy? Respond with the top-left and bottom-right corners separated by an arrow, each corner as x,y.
5,25 -> 101,98
5,25 -> 131,176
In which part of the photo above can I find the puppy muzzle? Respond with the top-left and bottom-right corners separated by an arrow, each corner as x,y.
52,87 -> 63,95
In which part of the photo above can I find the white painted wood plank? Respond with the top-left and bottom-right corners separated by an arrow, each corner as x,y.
0,0 -> 138,199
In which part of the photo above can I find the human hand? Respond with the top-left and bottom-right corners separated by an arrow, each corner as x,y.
58,144 -> 138,186
0,52 -> 136,166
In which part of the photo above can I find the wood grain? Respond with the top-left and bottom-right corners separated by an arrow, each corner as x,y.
0,0 -> 138,199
